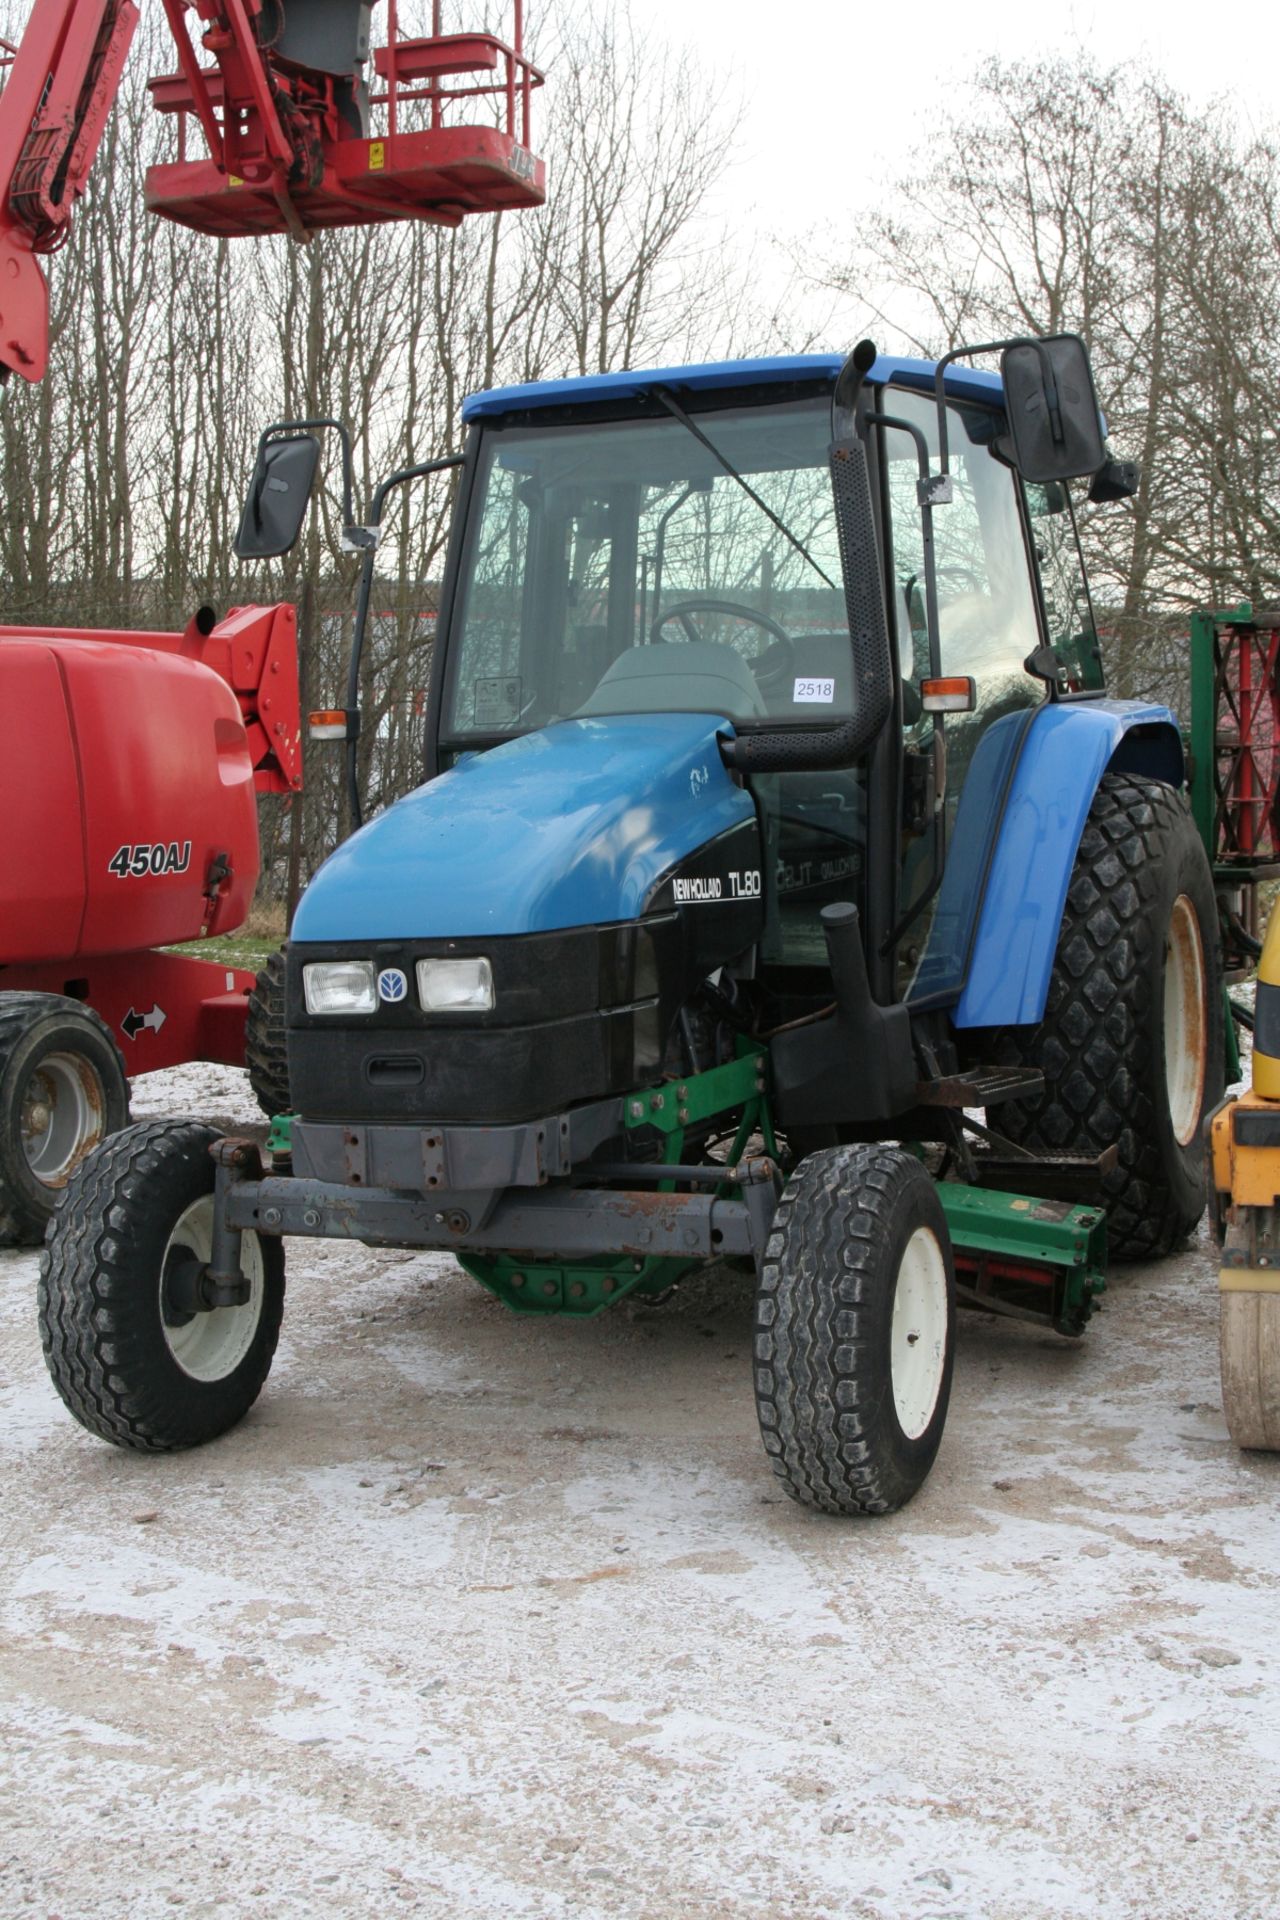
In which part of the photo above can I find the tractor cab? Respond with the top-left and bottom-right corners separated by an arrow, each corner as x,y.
422,350 -> 1108,1011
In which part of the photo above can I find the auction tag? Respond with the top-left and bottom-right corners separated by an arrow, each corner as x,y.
793,677 -> 835,704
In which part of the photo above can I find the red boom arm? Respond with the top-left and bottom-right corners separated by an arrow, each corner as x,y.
0,0 -> 139,380
0,0 -> 543,384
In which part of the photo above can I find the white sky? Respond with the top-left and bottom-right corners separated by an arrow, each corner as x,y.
638,0 -> 1280,348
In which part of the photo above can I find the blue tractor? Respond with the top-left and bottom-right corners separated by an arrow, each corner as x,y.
39,336 -> 1222,1515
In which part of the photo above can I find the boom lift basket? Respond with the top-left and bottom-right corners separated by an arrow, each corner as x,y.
144,0 -> 545,238
1,0 -> 543,379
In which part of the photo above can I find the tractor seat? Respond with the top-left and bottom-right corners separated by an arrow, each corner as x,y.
573,640 -> 767,722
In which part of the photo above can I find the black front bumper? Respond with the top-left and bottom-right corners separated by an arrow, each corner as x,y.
286,920 -> 681,1126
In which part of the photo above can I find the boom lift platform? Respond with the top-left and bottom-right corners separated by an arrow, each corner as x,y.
0,0 -> 544,381
0,603 -> 301,1244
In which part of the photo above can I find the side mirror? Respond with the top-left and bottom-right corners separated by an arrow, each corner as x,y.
235,433 -> 321,559
999,334 -> 1105,484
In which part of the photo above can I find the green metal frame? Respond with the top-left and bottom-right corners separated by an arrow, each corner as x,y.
461,1044 -> 773,1317
937,1183 -> 1107,1337
1187,605 -> 1222,866
265,1047 -> 1107,1336
1187,599 -> 1277,883
1186,602 -> 1266,1089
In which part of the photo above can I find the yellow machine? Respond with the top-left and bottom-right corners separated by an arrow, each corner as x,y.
1210,904 -> 1280,1449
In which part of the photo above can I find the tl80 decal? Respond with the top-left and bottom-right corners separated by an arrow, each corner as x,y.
672,869 -> 761,904
107,841 -> 192,880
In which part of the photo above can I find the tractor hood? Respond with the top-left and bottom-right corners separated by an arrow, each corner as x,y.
291,713 -> 755,941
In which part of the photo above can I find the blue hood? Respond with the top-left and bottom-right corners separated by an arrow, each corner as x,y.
292,713 -> 754,941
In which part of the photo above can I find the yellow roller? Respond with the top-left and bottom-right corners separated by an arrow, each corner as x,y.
1212,908 -> 1280,1447
1253,904 -> 1280,1099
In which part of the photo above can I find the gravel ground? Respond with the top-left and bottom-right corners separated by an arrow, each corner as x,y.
2,1061 -> 1279,1920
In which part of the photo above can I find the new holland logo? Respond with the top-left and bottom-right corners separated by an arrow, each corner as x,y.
378,968 -> 409,1003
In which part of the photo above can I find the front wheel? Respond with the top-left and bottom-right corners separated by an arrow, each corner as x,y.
753,1144 -> 956,1516
245,947 -> 290,1120
39,1121 -> 285,1451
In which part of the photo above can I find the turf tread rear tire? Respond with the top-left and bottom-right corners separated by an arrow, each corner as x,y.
245,949 -> 290,1119
754,1144 -> 955,1516
38,1120 -> 284,1451
980,774 -> 1222,1259
0,992 -> 129,1248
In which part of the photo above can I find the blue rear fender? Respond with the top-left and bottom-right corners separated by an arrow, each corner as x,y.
938,699 -> 1185,1029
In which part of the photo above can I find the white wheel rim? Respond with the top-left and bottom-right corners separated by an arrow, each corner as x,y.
1165,894 -> 1207,1148
891,1226 -> 949,1441
159,1194 -> 265,1383
20,1050 -> 107,1186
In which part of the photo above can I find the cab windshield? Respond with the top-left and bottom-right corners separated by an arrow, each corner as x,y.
442,395 -> 850,743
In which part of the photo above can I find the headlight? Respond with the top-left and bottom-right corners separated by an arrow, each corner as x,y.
303,960 -> 377,1015
416,956 -> 494,1013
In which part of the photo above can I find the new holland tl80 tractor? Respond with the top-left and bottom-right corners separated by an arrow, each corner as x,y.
38,337 -> 1222,1516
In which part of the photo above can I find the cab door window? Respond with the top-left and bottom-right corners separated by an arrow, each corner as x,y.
881,385 -> 1043,997
1024,480 -> 1105,691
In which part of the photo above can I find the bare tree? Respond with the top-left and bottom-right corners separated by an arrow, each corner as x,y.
813,54 -> 1280,705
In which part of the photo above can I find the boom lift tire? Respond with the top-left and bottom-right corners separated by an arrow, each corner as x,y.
38,1120 -> 285,1451
1220,1292 -> 1280,1451
245,948 -> 290,1119
0,992 -> 130,1248
987,773 -> 1222,1260
754,1144 -> 956,1516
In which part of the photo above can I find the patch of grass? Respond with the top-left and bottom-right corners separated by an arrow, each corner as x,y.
166,934 -> 277,973
166,898 -> 286,976
242,899 -> 288,943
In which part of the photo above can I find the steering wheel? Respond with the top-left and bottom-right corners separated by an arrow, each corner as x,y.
649,598 -> 795,694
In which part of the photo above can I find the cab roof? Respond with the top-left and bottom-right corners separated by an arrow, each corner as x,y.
461,352 -> 1005,423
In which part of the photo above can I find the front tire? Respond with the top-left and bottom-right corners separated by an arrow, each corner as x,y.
0,992 -> 130,1248
754,1145 -> 956,1516
245,948 -> 290,1119
981,774 -> 1223,1259
38,1121 -> 284,1451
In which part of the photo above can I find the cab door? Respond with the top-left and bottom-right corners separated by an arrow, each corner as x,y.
877,384 -> 1046,1002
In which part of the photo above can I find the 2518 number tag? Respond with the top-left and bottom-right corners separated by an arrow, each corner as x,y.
793,677 -> 835,704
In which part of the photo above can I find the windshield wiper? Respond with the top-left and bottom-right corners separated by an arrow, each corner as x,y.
650,387 -> 836,591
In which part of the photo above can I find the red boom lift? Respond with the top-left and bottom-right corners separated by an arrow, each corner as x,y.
0,0 -> 544,1242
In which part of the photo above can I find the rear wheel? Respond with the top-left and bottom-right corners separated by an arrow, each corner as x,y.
1220,1289 -> 1280,1451
979,774 -> 1222,1259
245,948 -> 290,1119
38,1120 -> 284,1450
753,1144 -> 955,1515
0,992 -> 130,1248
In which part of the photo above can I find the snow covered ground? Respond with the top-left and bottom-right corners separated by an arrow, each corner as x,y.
2,1061 -> 1278,1919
